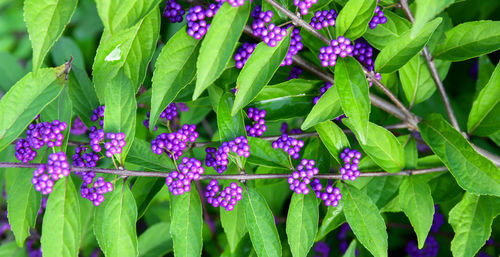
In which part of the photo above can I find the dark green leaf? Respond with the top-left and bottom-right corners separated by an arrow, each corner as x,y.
24,0 -> 77,71
95,0 -> 162,33
435,21 -> 500,61
244,187 -> 282,257
419,114 -> 500,196
127,138 -> 175,171
315,204 -> 345,241
220,203 -> 248,253
40,87 -> 72,151
194,1 -> 250,99
0,52 -> 25,92
399,176 -> 434,248
41,177 -> 81,256
286,193 -> 318,257
315,121 -> 350,163
138,222 -> 173,257
132,177 -> 166,219
149,27 -> 200,129
335,0 -> 377,39
170,186 -> 203,257
67,67 -> 100,129
375,18 -> 442,73
335,57 -> 370,144
467,62 -> 500,136
247,137 -> 290,169
103,70 -> 137,160
342,185 -> 388,257
50,36 -> 85,69
363,12 -> 410,50
302,85 -> 342,130
361,176 -> 402,209
217,93 -> 246,142
232,28 -> 292,115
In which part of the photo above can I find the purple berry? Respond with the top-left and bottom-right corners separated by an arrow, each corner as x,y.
26,120 -> 67,149
15,139 -> 37,163
272,133 -> 304,159
311,179 -> 342,207
310,9 -> 338,30
287,66 -> 303,80
80,177 -> 114,206
163,0 -> 185,23
251,6 -> 287,47
205,136 -> 250,173
339,148 -> 362,181
318,36 -> 354,67
166,157 -> 204,195
205,180 -> 243,211
281,27 -> 303,66
369,2 -> 387,29
32,152 -> 70,195
151,124 -> 199,160
287,159 -> 319,194
292,0 -> 317,15
246,107 -> 267,137
234,42 -> 257,69
313,82 -> 333,104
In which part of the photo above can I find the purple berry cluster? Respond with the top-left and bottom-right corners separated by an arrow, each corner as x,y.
205,136 -> 250,173
89,126 -> 105,152
352,39 -> 375,71
313,82 -> 332,104
217,0 -> 246,8
319,36 -> 354,67
186,4 -> 220,39
281,27 -> 303,66
293,0 -> 317,15
104,132 -> 126,158
287,159 -> 319,194
313,242 -> 331,257
26,120 -> 67,149
406,236 -> 439,257
15,139 -> 37,163
310,10 -> 338,30
166,157 -> 204,195
72,145 -> 99,169
91,105 -> 105,127
160,103 -> 179,120
287,66 -> 303,80
205,180 -> 243,211
369,1 -> 387,29
246,107 -> 267,137
81,177 -> 114,206
31,152 -> 70,195
234,42 -> 257,69
163,0 -> 185,23
339,148 -> 361,181
251,6 -> 287,47
311,179 -> 342,207
272,134 -> 304,159
70,116 -> 88,135
280,122 -> 303,135
151,124 -> 199,160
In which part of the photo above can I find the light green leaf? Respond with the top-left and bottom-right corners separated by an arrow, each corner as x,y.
343,240 -> 357,257
467,62 -> 500,136
375,18 -> 442,73
247,137 -> 290,169
194,1 -> 250,99
138,222 -> 173,257
342,185 -> 388,257
335,0 -> 377,39
411,0 -> 455,37
286,193 -> 318,257
0,52 -> 25,92
51,36 -> 85,69
419,114 -> 500,196
302,85 -> 342,130
0,241 -> 28,257
232,28 -> 292,115
361,176 -> 402,209
449,193 -> 500,257
221,203 -> 248,253
41,177 -> 81,257
149,27 -> 200,129
95,0 -> 162,34
24,0 -> 77,72
335,57 -> 370,144
103,70 -> 137,160
363,12 -> 411,50
315,121 -> 350,163
0,64 -> 67,151
170,186 -> 203,257
435,21 -> 500,61
92,8 -> 160,102
217,93 -> 246,142
244,187 -> 282,257
399,176 -> 434,248
40,87 -> 72,151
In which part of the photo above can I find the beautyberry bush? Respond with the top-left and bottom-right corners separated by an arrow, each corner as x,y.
0,0 -> 499,256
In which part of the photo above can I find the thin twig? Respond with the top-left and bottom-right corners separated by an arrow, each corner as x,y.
399,0 -> 461,132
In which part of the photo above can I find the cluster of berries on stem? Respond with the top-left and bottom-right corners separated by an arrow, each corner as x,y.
205,180 -> 243,211
246,107 -> 267,137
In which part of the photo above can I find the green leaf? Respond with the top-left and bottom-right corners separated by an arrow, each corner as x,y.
103,70 -> 137,160
449,193 -> 500,257
95,0 -> 162,34
138,222 -> 173,257
132,177 -> 166,219
221,203 -> 248,253
399,54 -> 451,105
0,64 -> 67,151
467,62 -> 500,136
476,55 -> 495,93
40,87 -> 72,151
355,121 -> 405,172
342,185 -> 388,257
375,18 -> 442,73
170,186 -> 203,257
102,181 -> 138,257
302,85 -> 342,130
403,136 -> 418,169
315,204 -> 345,241
315,121 -> 350,163
399,176 -> 434,249
217,93 -> 246,142
363,12 -> 411,50
244,187 -> 282,257
0,241 -> 28,257
6,166 -> 41,246
41,177 -> 81,256
24,0 -> 77,72
335,57 -> 370,144
411,0 -> 455,37
194,1 -> 250,99
361,176 -> 402,209
335,0 -> 377,39
92,8 -> 160,102
435,21 -> 500,61
149,27 -> 200,129
67,67 -> 100,129
127,138 -> 176,172
0,52 -> 25,92
419,114 -> 500,196
286,193 -> 318,257
232,28 -> 292,115
247,137 -> 290,169
50,36 -> 85,69
343,240 -> 357,257
250,79 -> 320,121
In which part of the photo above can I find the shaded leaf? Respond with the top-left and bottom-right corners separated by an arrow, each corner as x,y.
363,12 -> 410,50
217,93 -> 246,142
315,121 -> 350,163
286,193 -> 318,257
138,222 -> 173,257
302,85 -> 342,130
247,137 -> 290,169
315,204 -> 345,241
